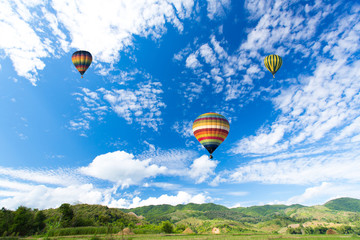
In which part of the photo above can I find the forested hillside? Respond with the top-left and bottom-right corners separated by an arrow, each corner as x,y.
324,197 -> 360,212
1,198 -> 360,237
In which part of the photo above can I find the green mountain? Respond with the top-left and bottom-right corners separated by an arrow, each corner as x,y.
324,197 -> 360,212
3,197 -> 360,237
231,204 -> 304,218
43,203 -> 140,226
120,203 -> 235,223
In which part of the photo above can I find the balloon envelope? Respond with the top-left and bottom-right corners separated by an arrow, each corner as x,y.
72,50 -> 92,77
264,54 -> 282,78
192,112 -> 230,158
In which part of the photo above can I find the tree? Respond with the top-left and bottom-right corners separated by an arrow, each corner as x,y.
161,221 -> 173,233
0,208 -> 14,236
10,206 -> 34,236
59,203 -> 74,227
33,210 -> 46,232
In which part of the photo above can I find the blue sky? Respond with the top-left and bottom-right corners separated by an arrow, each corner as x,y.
0,0 -> 360,210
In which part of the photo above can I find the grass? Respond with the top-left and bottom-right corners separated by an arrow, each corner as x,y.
23,233 -> 360,240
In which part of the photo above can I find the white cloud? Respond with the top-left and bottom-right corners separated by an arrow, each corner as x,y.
141,149 -> 197,172
284,182 -> 360,206
185,53 -> 202,69
206,0 -> 231,20
182,82 -> 203,102
232,124 -> 288,155
199,43 -> 217,66
80,151 -> 167,189
189,155 -> 218,183
138,150 -> 218,184
0,166 -> 83,186
172,120 -> 194,138
0,183 -> 103,210
227,191 -> 249,197
107,191 -> 208,209
0,1 -> 48,85
228,145 -> 360,185
143,182 -> 181,190
231,3 -> 360,155
0,148 -> 207,210
70,80 -> 166,132
1,0 -> 228,84
101,81 -> 166,131
51,0 -> 194,63
68,118 -> 90,132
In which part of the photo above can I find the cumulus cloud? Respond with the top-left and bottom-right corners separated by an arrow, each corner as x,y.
107,191 -> 208,209
189,155 -> 218,183
0,148 -> 211,210
80,151 -> 167,189
0,177 -> 209,210
0,183 -> 103,210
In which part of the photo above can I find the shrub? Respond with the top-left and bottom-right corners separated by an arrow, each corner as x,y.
161,221 -> 173,233
287,227 -> 302,234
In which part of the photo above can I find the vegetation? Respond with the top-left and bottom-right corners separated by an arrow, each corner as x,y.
324,197 -> 360,212
1,197 -> 360,238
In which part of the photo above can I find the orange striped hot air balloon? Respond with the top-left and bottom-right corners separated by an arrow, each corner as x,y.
192,112 -> 230,159
72,50 -> 92,78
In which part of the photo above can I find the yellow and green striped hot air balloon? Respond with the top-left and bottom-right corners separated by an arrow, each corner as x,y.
72,50 -> 92,78
192,112 -> 230,159
264,54 -> 282,78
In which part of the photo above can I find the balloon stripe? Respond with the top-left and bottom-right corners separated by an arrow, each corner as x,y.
200,139 -> 223,144
193,123 -> 230,129
193,128 -> 229,135
198,136 -> 225,141
192,125 -> 230,132
193,117 -> 228,123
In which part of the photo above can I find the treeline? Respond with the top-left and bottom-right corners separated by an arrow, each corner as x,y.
0,206 -> 46,237
287,225 -> 357,235
0,203 -> 140,237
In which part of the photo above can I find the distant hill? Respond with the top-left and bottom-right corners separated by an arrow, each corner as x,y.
39,197 -> 360,228
4,197 -> 360,237
231,204 -> 304,218
120,203 -> 233,223
43,203 -> 140,226
324,197 -> 360,212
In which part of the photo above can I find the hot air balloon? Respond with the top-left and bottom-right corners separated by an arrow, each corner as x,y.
72,50 -> 92,78
264,54 -> 282,78
192,112 -> 230,159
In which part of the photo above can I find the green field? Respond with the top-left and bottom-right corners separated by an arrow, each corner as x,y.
22,234 -> 360,240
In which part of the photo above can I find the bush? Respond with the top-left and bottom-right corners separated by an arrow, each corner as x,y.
161,221 -> 173,234
287,227 -> 302,234
337,225 -> 353,234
